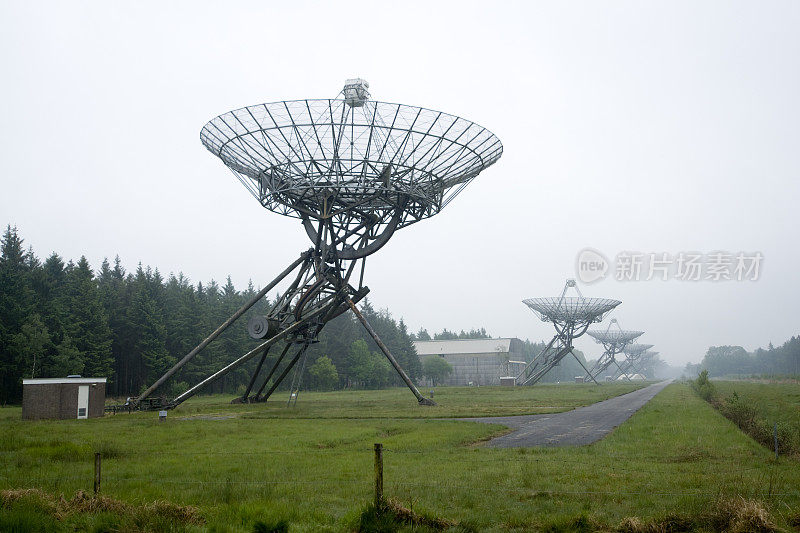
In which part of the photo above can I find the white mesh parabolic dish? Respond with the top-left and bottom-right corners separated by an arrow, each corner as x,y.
587,329 -> 644,344
623,343 -> 654,356
200,99 -> 502,226
522,297 -> 621,324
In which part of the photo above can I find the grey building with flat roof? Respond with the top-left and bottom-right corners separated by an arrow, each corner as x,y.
414,338 -> 526,386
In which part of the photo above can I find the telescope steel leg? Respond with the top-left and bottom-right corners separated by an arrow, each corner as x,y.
631,359 -> 646,376
613,359 -> 631,381
252,343 -> 293,401
260,342 -> 313,403
613,359 -> 634,380
517,335 -> 558,385
587,354 -> 612,383
522,344 -> 571,386
347,298 -> 435,406
569,350 -> 599,384
137,251 -> 309,404
240,345 -> 271,402
167,302 -> 332,408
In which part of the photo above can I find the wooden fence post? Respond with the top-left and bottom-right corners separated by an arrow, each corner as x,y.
774,423 -> 778,459
374,443 -> 383,507
94,453 -> 101,495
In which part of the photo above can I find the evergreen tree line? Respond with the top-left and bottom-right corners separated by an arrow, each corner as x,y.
1,225 -> 641,404
412,327 -> 491,341
687,337 -> 800,378
0,227 -> 422,403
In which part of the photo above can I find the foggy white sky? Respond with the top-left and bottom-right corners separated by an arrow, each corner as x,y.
2,1 -> 798,367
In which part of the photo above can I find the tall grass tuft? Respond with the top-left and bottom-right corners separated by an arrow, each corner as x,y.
542,513 -> 600,533
617,497 -> 777,533
252,518 -> 289,533
692,369 -> 716,401
355,500 -> 459,532
0,488 -> 203,531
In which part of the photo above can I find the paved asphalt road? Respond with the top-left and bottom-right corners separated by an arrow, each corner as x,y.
463,380 -> 673,448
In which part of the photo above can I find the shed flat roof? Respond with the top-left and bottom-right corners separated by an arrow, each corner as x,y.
414,338 -> 519,356
23,378 -> 107,385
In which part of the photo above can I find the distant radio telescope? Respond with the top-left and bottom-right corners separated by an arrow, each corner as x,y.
518,279 -> 620,385
585,319 -> 644,382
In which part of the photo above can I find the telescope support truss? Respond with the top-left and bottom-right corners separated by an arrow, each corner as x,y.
135,248 -> 433,410
630,358 -> 647,376
612,357 -> 637,380
588,352 -> 630,383
629,360 -> 645,376
517,279 -> 620,386
585,320 -> 644,383
630,351 -> 658,377
612,344 -> 654,380
516,322 -> 598,386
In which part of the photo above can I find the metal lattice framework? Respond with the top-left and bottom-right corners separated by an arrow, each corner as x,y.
623,343 -> 654,357
524,298 -> 621,325
200,80 -> 502,261
631,350 -> 659,377
517,279 -> 621,386
612,343 -> 655,379
585,319 -> 644,382
135,80 -> 502,410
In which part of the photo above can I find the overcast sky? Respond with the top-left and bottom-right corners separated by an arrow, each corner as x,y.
2,1 -> 798,368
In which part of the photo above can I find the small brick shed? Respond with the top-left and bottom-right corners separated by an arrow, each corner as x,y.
22,377 -> 106,420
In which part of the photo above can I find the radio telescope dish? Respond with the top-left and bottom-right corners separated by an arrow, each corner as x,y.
623,343 -> 654,357
587,329 -> 644,345
136,80 -> 502,410
517,279 -> 621,386
523,297 -> 620,324
584,319 -> 644,382
200,82 -> 502,260
523,279 -> 620,325
614,343 -> 654,379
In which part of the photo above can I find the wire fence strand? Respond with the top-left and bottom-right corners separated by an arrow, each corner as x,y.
1,444 -> 797,501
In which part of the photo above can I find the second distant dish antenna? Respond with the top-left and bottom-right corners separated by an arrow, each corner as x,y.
517,279 -> 620,386
613,343 -> 655,380
585,319 -> 644,382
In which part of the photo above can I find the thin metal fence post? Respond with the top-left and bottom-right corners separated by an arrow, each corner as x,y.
374,443 -> 383,507
94,453 -> 101,495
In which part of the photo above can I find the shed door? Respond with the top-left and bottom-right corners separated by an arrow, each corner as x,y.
77,385 -> 89,419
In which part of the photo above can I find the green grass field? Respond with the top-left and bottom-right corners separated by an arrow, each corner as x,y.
2,382 -> 799,532
712,380 -> 800,430
706,379 -> 800,458
148,382 -> 647,419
